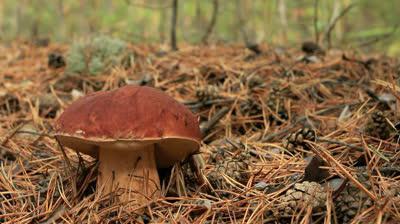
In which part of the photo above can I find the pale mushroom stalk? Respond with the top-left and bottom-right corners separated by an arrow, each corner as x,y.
98,142 -> 160,204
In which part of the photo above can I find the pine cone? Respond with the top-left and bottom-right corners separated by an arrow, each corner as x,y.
335,173 -> 373,223
48,52 -> 66,69
182,163 -> 197,188
225,160 -> 248,183
207,163 -> 228,189
240,98 -> 262,116
207,151 -> 251,190
207,160 -> 248,189
335,169 -> 399,223
277,181 -> 326,216
283,128 -> 316,152
301,41 -> 325,56
266,86 -> 288,124
208,148 -> 229,164
241,74 -> 265,90
365,110 -> 392,139
234,150 -> 251,164
196,85 -> 220,101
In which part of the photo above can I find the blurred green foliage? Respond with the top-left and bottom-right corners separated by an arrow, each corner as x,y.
66,36 -> 127,75
0,0 -> 399,55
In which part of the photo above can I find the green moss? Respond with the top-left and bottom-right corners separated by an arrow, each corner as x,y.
65,36 -> 127,76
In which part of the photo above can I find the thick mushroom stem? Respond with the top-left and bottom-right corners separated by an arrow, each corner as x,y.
98,143 -> 160,206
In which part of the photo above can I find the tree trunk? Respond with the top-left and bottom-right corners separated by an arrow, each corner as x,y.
158,0 -> 167,43
278,0 -> 288,43
201,0 -> 219,44
170,0 -> 178,51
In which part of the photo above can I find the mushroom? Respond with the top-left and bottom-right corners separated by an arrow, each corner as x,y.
54,85 -> 201,206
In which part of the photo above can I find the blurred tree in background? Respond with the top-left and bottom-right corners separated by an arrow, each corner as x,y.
0,0 -> 399,55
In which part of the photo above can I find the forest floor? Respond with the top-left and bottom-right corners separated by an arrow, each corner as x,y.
0,41 -> 400,223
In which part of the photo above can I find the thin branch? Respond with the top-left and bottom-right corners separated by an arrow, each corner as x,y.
357,25 -> 399,48
185,98 -> 235,109
38,205 -> 66,224
236,0 -> 250,45
324,3 -> 356,48
55,137 -> 77,198
317,137 -> 364,152
200,106 -> 229,136
261,103 -> 359,142
124,0 -> 172,9
1,122 -> 26,146
189,106 -> 230,186
170,0 -> 179,51
201,0 -> 219,44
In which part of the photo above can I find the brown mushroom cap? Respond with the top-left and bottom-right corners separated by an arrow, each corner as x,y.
54,85 -> 202,168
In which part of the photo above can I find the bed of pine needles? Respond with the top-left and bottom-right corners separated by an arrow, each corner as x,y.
1,41 -> 400,223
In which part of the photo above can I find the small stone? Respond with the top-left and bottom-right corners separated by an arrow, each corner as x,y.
254,181 -> 268,191
38,94 -> 59,109
71,89 -> 84,101
195,199 -> 212,210
15,122 -> 40,142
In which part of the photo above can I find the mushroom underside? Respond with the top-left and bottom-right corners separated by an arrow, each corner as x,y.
55,135 -> 200,168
